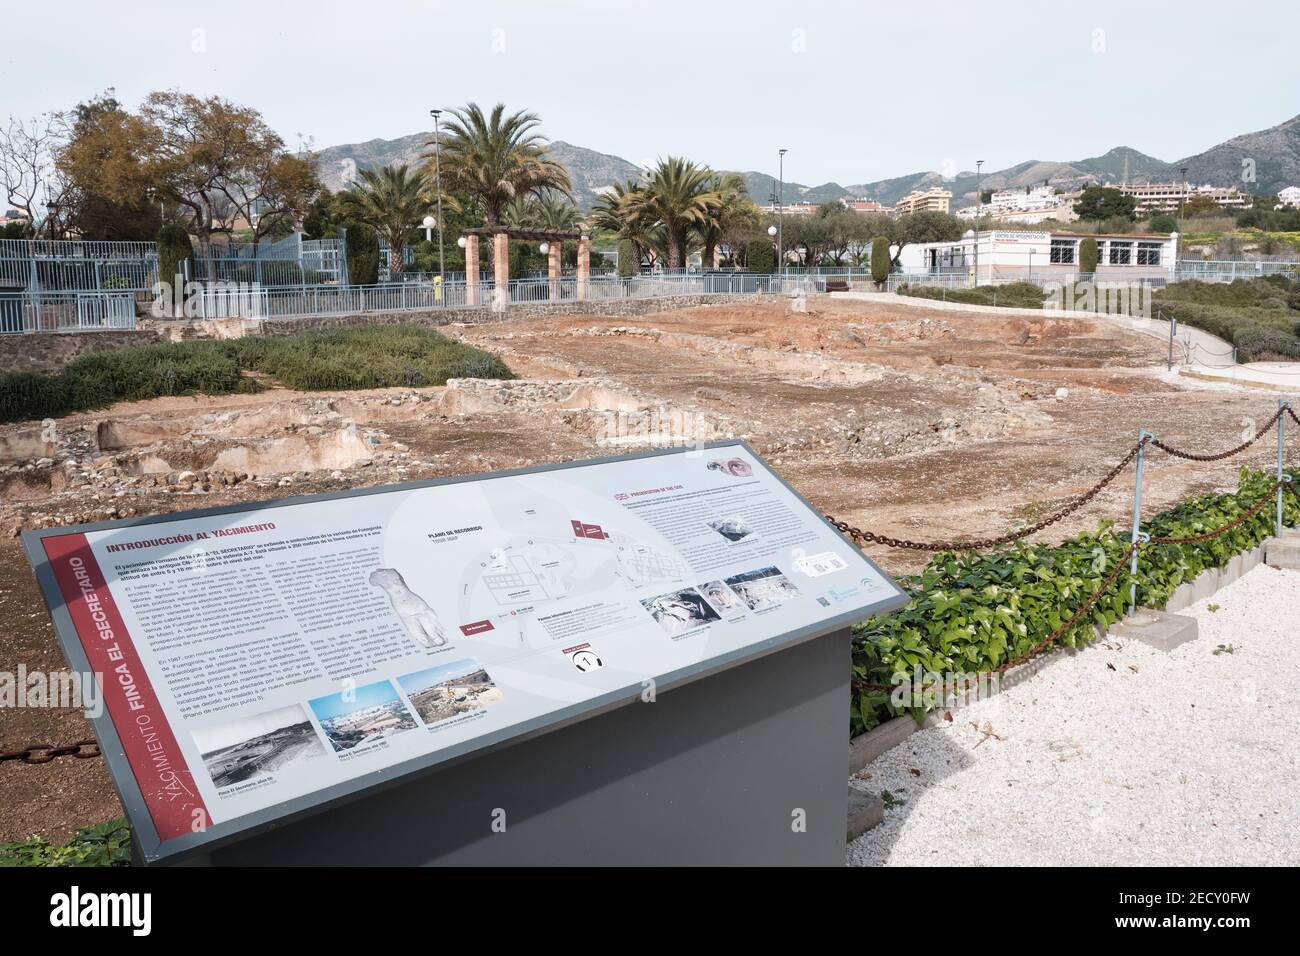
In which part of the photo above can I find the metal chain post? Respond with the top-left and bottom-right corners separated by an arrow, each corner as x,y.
1129,429 -> 1150,617
1282,400 -> 1291,538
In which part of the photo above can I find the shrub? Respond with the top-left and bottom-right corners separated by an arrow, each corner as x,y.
617,239 -> 638,278
0,818 -> 131,867
1079,237 -> 1099,274
1152,277 -> 1300,357
1232,325 -> 1300,361
850,466 -> 1300,733
870,236 -> 890,286
156,224 -> 192,317
344,222 -> 379,286
744,238 -> 775,274
1148,214 -> 1177,233
897,282 -> 1047,309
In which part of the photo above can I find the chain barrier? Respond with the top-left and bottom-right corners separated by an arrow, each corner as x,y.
830,404 -> 1296,553
0,741 -> 101,765
1148,407 -> 1285,462
1146,481 -> 1285,545
826,438 -> 1148,553
852,479 -> 1294,695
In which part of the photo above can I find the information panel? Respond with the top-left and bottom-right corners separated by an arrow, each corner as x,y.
26,442 -> 905,857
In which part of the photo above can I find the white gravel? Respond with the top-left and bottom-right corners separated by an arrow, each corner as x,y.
846,563 -> 1300,867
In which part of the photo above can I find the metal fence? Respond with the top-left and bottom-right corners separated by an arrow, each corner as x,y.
190,235 -> 347,286
0,291 -> 137,334
187,273 -> 827,321
1176,259 -> 1300,278
0,238 -> 158,293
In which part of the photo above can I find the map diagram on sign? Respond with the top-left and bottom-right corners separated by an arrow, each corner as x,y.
456,521 -> 688,645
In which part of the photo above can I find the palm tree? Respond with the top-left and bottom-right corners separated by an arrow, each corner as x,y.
431,103 -> 572,228
626,157 -> 720,269
692,172 -> 755,269
505,190 -> 581,230
589,180 -> 652,267
342,164 -> 431,277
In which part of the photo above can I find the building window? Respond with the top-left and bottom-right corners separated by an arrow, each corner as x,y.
938,246 -> 967,270
1136,242 -> 1162,266
1049,239 -> 1075,264
1108,241 -> 1133,265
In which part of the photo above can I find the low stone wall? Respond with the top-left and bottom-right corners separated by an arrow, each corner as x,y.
0,329 -> 161,373
255,294 -> 777,336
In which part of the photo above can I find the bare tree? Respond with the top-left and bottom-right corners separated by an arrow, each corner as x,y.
0,113 -> 64,230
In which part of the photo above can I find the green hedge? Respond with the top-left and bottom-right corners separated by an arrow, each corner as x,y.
344,222 -> 379,286
0,325 -> 514,423
897,281 -> 1048,309
744,238 -> 775,274
617,240 -> 639,278
850,466 -> 1300,734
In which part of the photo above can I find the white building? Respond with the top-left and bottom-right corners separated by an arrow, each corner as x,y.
990,185 -> 1060,213
1277,186 -> 1300,209
955,195 -> 1076,225
896,229 -> 1179,281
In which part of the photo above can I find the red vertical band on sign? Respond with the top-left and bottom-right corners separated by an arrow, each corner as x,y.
41,532 -> 207,842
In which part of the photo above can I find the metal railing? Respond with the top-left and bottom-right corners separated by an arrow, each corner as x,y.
0,291 -> 137,334
188,272 -> 810,320
1176,259 -> 1300,278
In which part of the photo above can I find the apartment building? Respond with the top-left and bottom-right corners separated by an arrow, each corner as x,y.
1117,182 -> 1249,214
843,198 -> 887,213
893,187 -> 952,215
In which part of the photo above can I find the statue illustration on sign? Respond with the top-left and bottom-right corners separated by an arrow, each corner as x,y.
369,568 -> 447,648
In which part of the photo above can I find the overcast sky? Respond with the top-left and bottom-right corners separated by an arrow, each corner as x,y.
5,0 -> 1297,185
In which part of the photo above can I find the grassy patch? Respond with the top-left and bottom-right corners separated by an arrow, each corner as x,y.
1179,228 -> 1300,256
0,325 -> 514,423
896,281 -> 1049,309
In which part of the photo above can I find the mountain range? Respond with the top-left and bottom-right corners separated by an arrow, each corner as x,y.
315,112 -> 1300,211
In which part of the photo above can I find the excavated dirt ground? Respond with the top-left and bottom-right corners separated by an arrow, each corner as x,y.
2,294 -> 1294,844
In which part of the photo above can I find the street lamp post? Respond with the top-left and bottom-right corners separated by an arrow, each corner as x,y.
778,148 -> 787,276
974,159 -> 985,285
1179,165 -> 1189,221
429,109 -> 446,281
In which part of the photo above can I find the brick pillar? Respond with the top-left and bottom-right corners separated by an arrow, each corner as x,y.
577,235 -> 590,301
464,235 -> 480,306
493,232 -> 510,303
548,240 -> 562,300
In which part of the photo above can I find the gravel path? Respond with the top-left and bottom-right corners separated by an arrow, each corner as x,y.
846,564 -> 1300,867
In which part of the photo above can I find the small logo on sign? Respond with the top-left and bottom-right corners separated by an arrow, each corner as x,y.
563,643 -> 604,672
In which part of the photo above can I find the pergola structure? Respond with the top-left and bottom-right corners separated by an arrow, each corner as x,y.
461,225 -> 590,305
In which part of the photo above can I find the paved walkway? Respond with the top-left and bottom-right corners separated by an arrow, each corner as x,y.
846,564 -> 1300,866
833,291 -> 1300,393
